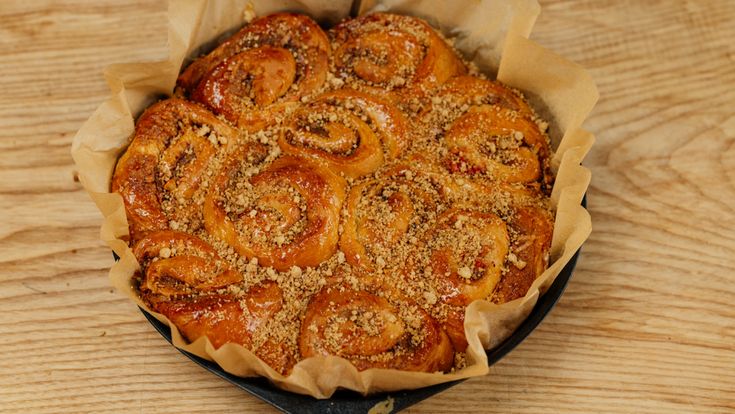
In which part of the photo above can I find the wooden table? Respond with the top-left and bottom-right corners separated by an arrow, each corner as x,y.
2,0 -> 734,412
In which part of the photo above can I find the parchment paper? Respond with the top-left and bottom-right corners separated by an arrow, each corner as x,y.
71,0 -> 597,398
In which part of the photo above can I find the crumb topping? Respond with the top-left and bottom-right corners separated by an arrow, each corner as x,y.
126,12 -> 555,375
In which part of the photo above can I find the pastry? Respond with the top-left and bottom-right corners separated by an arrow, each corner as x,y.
112,12 -> 554,375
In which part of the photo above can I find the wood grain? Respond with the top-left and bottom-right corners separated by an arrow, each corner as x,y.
1,0 -> 734,412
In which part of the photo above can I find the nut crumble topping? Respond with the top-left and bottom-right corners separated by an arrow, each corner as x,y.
123,12 -> 556,376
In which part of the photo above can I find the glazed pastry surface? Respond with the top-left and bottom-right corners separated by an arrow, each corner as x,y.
113,12 -> 554,374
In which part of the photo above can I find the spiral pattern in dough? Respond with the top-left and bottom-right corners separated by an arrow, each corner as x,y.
111,99 -> 238,240
339,156 -> 455,271
330,13 -> 466,101
134,230 -> 295,373
299,283 -> 454,372
279,89 -> 410,178
204,151 -> 346,271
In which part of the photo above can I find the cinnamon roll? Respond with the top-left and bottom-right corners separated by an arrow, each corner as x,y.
178,13 -> 329,95
481,184 -> 555,304
133,230 -> 242,295
406,208 -> 510,350
436,75 -> 536,119
339,155 -> 455,271
204,151 -> 346,271
134,230 -> 295,373
111,99 -> 238,240
438,180 -> 553,349
151,285 -> 294,374
443,105 -> 548,184
426,75 -> 552,188
279,89 -> 410,178
299,283 -> 454,372
180,13 -> 330,130
330,13 -> 466,103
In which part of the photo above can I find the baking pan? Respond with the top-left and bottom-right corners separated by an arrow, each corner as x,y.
135,194 -> 584,413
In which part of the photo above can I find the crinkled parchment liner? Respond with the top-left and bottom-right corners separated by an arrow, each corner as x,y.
70,0 -> 597,399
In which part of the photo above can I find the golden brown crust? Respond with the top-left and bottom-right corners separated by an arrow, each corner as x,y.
203,152 -> 346,271
401,208 -> 511,351
429,76 -> 553,190
279,88 -> 410,178
451,180 -> 554,303
493,204 -> 554,303
134,230 -> 296,374
178,13 -> 329,98
299,283 -> 454,372
436,75 -> 536,118
444,105 -> 546,183
191,46 -> 298,131
111,99 -> 239,241
133,230 -> 242,295
420,209 -> 510,305
111,12 -> 556,376
330,13 -> 466,103
149,285 -> 295,374
339,155 -> 456,272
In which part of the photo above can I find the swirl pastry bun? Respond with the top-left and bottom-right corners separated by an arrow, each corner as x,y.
330,13 -> 466,104
112,12 -> 556,377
